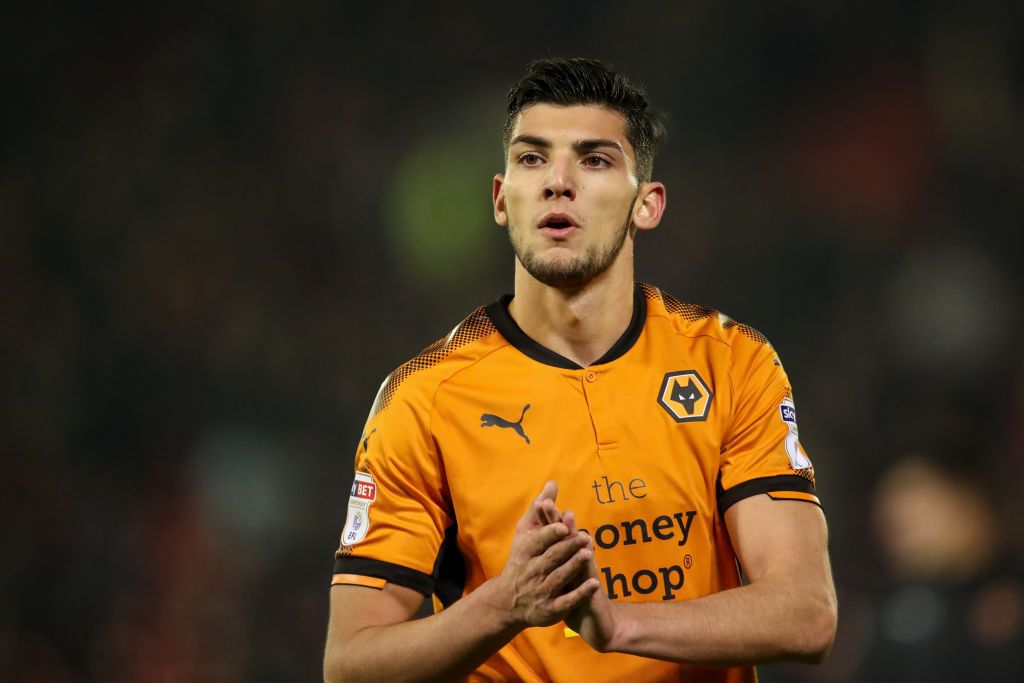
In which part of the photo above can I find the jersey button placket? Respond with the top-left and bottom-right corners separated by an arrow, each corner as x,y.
581,368 -> 618,451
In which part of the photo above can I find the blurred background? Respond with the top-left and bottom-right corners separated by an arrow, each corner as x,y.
3,1 -> 1022,680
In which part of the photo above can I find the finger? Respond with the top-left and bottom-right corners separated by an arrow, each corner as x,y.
535,480 -> 559,505
515,499 -> 543,533
540,498 -> 562,525
550,577 -> 602,613
522,521 -> 570,556
518,482 -> 560,532
517,493 -> 559,532
535,532 -> 589,573
563,509 -> 577,535
585,553 -> 600,579
545,546 -> 593,593
556,531 -> 593,594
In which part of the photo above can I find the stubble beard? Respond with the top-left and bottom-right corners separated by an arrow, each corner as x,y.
508,206 -> 635,289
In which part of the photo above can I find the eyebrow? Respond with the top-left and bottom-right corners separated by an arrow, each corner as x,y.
509,135 -> 625,156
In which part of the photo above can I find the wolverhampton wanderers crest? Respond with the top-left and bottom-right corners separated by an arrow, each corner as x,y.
658,370 -> 712,423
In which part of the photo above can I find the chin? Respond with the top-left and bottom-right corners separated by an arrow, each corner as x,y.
527,262 -> 599,289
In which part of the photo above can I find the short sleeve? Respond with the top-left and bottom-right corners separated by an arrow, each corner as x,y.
331,376 -> 453,595
717,333 -> 819,512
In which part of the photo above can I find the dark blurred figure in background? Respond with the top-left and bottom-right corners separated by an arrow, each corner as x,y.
856,441 -> 1024,681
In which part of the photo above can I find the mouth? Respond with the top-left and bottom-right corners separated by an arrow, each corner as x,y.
537,212 -> 579,239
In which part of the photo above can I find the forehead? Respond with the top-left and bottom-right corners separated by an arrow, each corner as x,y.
510,103 -> 632,151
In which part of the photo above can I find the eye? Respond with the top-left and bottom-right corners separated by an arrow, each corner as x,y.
518,152 -> 544,166
583,155 -> 611,168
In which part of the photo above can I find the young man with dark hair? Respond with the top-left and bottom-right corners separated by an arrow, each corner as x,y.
324,58 -> 837,682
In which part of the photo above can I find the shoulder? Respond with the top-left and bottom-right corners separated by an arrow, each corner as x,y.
365,304 -> 508,422
639,281 -> 775,359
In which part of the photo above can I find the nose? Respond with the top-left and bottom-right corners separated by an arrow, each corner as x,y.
542,157 -> 576,201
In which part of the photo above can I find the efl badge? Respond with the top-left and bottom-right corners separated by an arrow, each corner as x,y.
341,471 -> 377,545
779,397 -> 812,470
658,370 -> 713,423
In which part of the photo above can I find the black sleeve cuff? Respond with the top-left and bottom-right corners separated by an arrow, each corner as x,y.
717,474 -> 817,513
333,557 -> 435,596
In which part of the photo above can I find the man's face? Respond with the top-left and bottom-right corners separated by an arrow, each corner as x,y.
494,104 -> 643,289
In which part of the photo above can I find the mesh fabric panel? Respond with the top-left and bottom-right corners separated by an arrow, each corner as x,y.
639,281 -> 769,345
369,308 -> 496,419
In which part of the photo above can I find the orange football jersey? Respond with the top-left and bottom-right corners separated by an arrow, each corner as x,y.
332,282 -> 819,682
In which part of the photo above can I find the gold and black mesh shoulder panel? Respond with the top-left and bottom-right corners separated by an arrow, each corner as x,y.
721,318 -> 769,345
638,281 -> 769,346
639,281 -> 717,323
368,307 -> 496,419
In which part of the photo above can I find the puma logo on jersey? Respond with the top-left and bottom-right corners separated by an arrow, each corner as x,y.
480,404 -> 531,444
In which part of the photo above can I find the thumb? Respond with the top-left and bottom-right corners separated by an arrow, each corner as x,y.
535,480 -> 558,505
516,481 -> 559,532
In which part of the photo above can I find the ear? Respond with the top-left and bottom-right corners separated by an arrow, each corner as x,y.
493,173 -> 508,226
632,181 -> 666,232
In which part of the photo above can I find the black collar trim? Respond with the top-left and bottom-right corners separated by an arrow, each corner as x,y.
484,283 -> 647,370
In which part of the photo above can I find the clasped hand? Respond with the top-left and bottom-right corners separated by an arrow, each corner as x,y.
495,481 -> 621,651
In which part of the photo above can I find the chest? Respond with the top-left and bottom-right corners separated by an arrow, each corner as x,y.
432,349 -> 732,562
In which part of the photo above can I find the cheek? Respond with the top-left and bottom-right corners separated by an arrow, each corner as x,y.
593,190 -> 636,219
502,185 -> 533,223
500,178 -> 524,205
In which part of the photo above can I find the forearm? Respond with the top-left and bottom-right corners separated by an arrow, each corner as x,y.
612,575 -> 837,666
324,579 -> 521,683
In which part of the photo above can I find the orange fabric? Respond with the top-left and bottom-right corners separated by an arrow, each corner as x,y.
333,283 -> 817,682
766,491 -> 821,504
331,574 -> 387,589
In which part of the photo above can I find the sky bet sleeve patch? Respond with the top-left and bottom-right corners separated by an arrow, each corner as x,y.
333,381 -> 454,592
779,397 -> 812,471
340,471 -> 377,546
719,334 -> 817,502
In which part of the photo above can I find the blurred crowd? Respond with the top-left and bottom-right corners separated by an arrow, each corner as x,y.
3,1 -> 1022,681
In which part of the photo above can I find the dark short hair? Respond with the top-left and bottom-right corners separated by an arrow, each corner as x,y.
503,58 -> 666,183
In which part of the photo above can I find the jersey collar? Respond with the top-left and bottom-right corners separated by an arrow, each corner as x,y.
484,283 -> 647,370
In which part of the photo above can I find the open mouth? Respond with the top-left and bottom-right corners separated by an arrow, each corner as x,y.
538,213 -> 578,238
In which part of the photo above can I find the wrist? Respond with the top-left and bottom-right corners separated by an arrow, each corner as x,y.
605,601 -> 636,653
473,575 -> 527,635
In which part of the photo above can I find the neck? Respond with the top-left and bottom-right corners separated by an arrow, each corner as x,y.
508,245 -> 636,367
